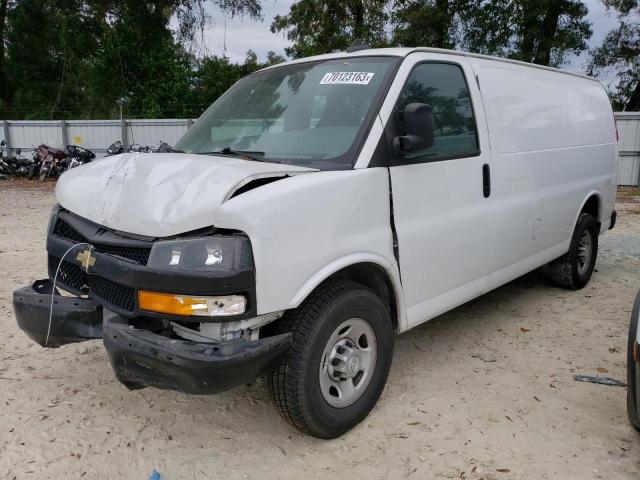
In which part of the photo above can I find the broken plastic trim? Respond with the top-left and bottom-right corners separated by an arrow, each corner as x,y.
171,311 -> 284,342
13,279 -> 102,348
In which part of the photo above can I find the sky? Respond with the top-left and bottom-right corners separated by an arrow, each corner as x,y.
196,0 -> 625,74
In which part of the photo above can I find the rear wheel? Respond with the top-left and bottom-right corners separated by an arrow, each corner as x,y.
546,213 -> 598,289
627,290 -> 640,433
268,280 -> 393,438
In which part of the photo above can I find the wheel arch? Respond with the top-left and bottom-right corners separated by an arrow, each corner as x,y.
288,255 -> 406,331
576,191 -> 602,228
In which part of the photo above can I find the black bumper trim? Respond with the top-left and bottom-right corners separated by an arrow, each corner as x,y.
13,279 -> 102,348
103,313 -> 292,395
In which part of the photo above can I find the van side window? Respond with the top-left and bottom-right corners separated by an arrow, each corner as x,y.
395,63 -> 479,161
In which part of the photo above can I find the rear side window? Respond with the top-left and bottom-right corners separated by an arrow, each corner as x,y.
395,63 -> 479,161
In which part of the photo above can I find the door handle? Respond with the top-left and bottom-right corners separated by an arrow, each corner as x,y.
482,164 -> 491,198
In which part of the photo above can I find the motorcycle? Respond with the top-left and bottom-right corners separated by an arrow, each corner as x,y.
64,145 -> 95,170
106,140 -> 125,156
105,140 -> 172,156
1,140 -> 35,177
34,144 -> 67,182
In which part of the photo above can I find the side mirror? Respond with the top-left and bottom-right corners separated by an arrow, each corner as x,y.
394,103 -> 435,153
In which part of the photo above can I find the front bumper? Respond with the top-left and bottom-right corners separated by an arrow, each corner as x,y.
103,312 -> 291,394
13,280 -> 291,394
13,280 -> 102,348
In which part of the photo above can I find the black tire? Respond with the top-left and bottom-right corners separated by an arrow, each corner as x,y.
546,213 -> 598,290
627,290 -> 640,433
268,280 -> 394,438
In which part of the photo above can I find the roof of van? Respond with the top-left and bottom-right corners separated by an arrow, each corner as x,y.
262,47 -> 599,83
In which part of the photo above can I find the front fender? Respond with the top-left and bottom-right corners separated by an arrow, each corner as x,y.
211,168 -> 400,323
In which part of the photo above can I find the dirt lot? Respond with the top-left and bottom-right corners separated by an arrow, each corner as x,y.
1,180 -> 639,480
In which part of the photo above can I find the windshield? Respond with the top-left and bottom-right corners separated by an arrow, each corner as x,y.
175,56 -> 398,170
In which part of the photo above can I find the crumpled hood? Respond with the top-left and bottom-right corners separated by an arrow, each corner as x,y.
55,153 -> 315,237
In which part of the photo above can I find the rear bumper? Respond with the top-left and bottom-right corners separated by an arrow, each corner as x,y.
13,280 -> 291,394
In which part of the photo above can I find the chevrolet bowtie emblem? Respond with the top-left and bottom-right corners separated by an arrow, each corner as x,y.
76,249 -> 96,272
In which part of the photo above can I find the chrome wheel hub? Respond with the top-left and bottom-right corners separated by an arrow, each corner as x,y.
319,318 -> 377,408
577,230 -> 593,276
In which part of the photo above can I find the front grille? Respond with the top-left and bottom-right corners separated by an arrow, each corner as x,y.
53,218 -> 151,265
49,254 -> 136,312
52,218 -> 84,242
48,254 -> 87,291
93,244 -> 151,265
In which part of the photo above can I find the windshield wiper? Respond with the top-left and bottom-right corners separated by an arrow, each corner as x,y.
199,147 -> 266,162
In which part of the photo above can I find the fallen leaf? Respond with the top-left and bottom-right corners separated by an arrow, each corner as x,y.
407,421 -> 422,426
597,367 -> 608,373
496,468 -> 511,473
505,416 -> 514,423
520,327 -> 531,333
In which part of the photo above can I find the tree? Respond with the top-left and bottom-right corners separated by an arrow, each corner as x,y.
271,0 -> 388,58
0,0 -> 267,119
459,0 -> 592,67
0,0 -> 9,102
587,0 -> 639,110
392,0 -> 456,49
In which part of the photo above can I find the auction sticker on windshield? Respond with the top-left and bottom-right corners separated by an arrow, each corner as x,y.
320,72 -> 375,85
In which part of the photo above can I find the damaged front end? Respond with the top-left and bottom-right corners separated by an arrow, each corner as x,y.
103,311 -> 291,394
12,207 -> 291,394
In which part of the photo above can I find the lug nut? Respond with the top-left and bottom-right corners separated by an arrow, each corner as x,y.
331,358 -> 340,366
336,346 -> 345,354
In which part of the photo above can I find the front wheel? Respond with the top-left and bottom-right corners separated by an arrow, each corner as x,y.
546,213 -> 598,290
269,280 -> 394,438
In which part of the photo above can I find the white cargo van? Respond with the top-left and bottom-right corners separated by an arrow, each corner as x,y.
13,47 -> 617,438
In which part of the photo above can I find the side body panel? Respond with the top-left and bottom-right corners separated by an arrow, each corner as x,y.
471,57 -> 617,253
374,53 -> 617,331
210,168 -> 406,329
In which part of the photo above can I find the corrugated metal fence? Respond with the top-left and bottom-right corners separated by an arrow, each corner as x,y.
616,112 -> 640,186
0,119 -> 194,156
2,114 -> 640,185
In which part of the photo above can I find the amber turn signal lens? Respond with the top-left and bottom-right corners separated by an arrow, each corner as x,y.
138,290 -> 246,317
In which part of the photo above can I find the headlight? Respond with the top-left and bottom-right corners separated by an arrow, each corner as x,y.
138,291 -> 246,317
147,235 -> 253,273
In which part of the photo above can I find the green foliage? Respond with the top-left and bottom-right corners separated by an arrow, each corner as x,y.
0,0 -> 635,119
587,1 -> 639,110
457,0 -> 591,67
271,0 -> 389,58
0,0 -> 274,119
392,0 -> 456,49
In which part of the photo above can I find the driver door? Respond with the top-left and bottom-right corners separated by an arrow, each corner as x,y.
384,55 -> 495,327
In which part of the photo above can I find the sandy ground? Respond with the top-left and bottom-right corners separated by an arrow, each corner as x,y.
1,179 -> 640,480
